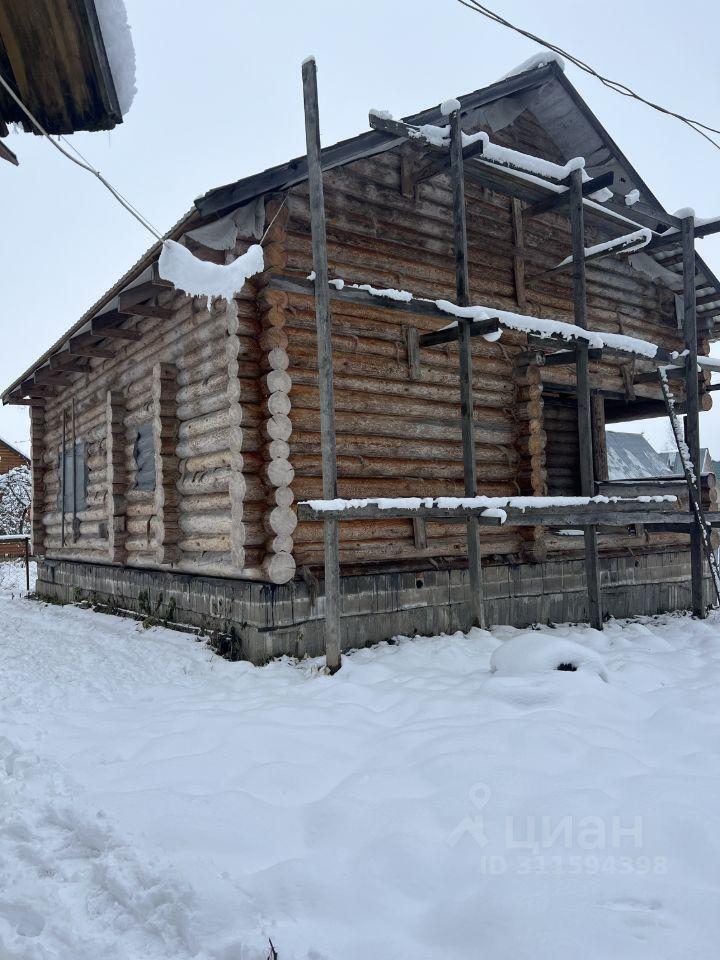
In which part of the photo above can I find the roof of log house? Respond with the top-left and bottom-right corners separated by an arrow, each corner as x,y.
0,0 -> 123,142
3,60 -> 719,405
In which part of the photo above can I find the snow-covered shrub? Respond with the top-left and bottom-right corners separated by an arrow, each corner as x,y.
0,465 -> 31,535
490,632 -> 608,681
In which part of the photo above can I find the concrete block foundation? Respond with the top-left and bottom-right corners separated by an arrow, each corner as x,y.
36,551 -> 710,664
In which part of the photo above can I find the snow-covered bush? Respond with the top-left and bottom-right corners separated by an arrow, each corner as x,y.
0,465 -> 31,535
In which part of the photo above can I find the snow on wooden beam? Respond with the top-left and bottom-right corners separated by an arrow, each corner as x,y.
269,274 -> 497,326
297,495 -> 681,526
528,228 -> 652,283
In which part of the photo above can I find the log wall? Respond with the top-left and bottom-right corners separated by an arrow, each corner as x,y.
276,107 -> 696,569
34,246 -> 268,579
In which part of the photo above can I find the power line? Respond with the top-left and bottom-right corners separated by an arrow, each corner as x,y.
455,0 -> 720,152
0,71 -> 164,240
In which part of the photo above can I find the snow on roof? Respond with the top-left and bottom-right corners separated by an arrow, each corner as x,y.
499,51 -> 566,81
95,0 -> 136,115
606,432 -> 671,481
0,436 -> 29,462
158,240 -> 264,306
661,448 -> 715,476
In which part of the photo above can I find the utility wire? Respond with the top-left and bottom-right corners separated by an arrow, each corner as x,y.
0,70 -> 164,240
455,0 -> 720,152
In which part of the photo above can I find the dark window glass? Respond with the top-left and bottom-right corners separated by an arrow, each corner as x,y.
134,422 -> 155,491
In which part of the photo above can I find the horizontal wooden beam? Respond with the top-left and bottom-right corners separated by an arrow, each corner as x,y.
90,314 -> 142,340
696,292 -> 720,306
67,337 -> 115,359
465,160 -> 675,235
524,171 -> 614,220
31,373 -> 71,388
526,333 -> 674,365
297,499 -> 682,524
541,347 -> 603,366
49,354 -> 88,373
543,381 -> 627,402
642,219 -> 720,256
402,139 -> 486,194
117,301 -> 173,320
419,318 -> 500,347
528,230 -> 652,284
633,366 -> 688,385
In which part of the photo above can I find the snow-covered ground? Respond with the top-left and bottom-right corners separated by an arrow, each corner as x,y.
1,560 -> 720,958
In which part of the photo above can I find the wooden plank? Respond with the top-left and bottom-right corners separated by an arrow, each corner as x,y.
681,215 -> 705,617
405,326 -> 421,380
303,57 -> 341,673
511,198 -> 527,310
570,167 -> 603,630
0,140 -> 18,166
591,394 -> 608,482
412,517 -> 427,549
450,106 -> 485,631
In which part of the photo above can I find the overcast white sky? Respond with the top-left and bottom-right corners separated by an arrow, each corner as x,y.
1,0 -> 718,460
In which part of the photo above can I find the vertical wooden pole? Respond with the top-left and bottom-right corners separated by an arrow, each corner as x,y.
24,536 -> 29,593
302,57 -> 342,672
591,394 -> 608,483
30,405 -> 46,558
71,397 -> 78,542
681,214 -> 705,617
569,168 -> 602,630
511,198 -> 527,312
449,107 -> 485,630
60,408 -> 66,547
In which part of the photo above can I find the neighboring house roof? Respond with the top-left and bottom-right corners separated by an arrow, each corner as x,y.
660,448 -> 715,476
606,431 -> 672,480
0,435 -> 29,463
3,60 -> 720,403
0,0 -> 123,138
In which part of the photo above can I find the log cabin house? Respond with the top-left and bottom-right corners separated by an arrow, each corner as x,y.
4,59 -> 719,662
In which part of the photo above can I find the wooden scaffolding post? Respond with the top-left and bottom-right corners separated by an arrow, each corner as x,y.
569,168 -> 603,629
681,214 -> 706,617
449,107 -> 486,630
302,57 -> 342,672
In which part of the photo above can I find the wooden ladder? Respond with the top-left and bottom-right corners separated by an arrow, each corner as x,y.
658,371 -> 720,606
